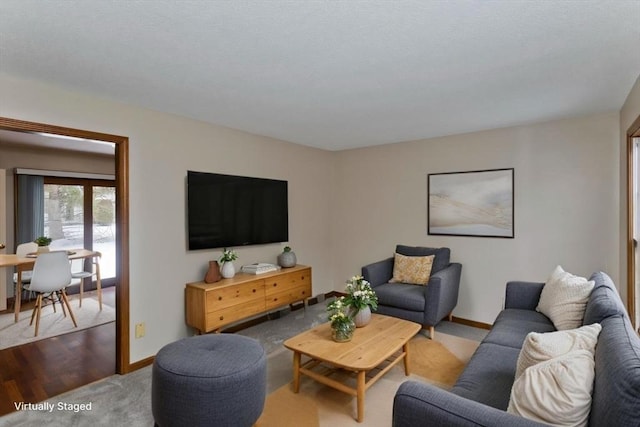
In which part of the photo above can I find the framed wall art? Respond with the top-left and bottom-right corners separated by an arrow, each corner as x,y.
428,168 -> 514,238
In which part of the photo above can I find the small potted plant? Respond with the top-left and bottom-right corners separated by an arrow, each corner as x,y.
277,245 -> 297,268
326,296 -> 355,342
344,275 -> 378,327
219,248 -> 238,278
34,236 -> 52,253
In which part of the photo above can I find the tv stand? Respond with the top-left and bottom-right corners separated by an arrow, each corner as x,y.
185,265 -> 312,334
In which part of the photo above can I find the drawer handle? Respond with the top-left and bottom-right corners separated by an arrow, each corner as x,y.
252,289 -> 256,293
274,298 -> 278,302
273,283 -> 277,287
218,296 -> 222,301
219,316 -> 224,321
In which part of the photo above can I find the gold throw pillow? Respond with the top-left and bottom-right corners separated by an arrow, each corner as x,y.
390,253 -> 434,285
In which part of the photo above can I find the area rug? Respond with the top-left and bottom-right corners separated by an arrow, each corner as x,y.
0,296 -> 115,350
257,334 -> 470,427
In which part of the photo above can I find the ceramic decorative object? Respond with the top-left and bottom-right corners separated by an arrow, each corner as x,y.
220,261 -> 235,279
36,245 -> 50,254
353,305 -> 372,328
331,318 -> 356,342
204,260 -> 222,283
219,248 -> 238,279
277,246 -> 297,268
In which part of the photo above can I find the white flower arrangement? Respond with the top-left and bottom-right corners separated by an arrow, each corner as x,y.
345,275 -> 378,311
327,296 -> 353,329
219,248 -> 238,263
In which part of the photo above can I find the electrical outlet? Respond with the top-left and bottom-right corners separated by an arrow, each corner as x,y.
135,322 -> 145,338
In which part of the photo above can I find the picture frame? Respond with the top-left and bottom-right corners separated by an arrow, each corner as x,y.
427,168 -> 514,238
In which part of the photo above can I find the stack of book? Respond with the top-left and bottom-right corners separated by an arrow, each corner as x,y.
241,263 -> 280,275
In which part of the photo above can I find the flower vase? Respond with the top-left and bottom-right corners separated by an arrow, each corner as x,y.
353,306 -> 371,328
331,319 -> 356,342
220,261 -> 235,279
36,246 -> 50,254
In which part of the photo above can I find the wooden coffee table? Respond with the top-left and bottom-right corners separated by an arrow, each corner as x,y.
283,314 -> 421,422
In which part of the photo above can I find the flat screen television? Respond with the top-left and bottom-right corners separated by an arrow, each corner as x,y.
187,171 -> 289,250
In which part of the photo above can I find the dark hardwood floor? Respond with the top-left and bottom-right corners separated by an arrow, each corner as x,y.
0,287 -> 116,416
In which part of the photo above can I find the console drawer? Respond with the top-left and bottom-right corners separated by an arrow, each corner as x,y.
206,280 -> 265,311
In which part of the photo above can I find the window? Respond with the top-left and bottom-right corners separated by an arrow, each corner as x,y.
44,177 -> 116,283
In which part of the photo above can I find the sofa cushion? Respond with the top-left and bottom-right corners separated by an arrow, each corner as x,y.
483,309 -> 556,349
507,349 -> 596,427
536,265 -> 594,330
390,253 -> 434,285
451,342 -> 521,410
583,271 -> 627,325
395,245 -> 450,273
374,282 -> 425,312
515,323 -> 601,379
589,315 -> 640,427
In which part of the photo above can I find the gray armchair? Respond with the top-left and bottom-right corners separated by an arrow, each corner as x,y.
362,245 -> 462,338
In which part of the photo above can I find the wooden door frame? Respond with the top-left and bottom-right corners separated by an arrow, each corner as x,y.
626,114 -> 640,330
0,117 -> 131,374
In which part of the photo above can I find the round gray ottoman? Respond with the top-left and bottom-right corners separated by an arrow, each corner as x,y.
152,334 -> 267,427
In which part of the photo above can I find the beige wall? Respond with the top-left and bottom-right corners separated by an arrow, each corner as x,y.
619,74 -> 640,311
0,73 -> 336,362
333,113 -> 620,324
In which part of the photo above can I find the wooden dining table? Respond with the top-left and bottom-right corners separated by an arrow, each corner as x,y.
0,249 -> 101,322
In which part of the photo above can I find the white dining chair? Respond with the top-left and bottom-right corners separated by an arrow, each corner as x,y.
70,251 -> 102,310
13,241 -> 38,301
24,251 -> 78,337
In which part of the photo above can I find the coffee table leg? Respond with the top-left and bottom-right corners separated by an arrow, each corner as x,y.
357,370 -> 365,422
292,351 -> 301,393
403,342 -> 411,375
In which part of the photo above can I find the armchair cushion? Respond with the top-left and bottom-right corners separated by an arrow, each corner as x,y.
374,283 -> 425,312
390,253 -> 434,285
395,245 -> 450,273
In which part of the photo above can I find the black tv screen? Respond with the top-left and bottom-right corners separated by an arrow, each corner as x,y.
187,171 -> 289,250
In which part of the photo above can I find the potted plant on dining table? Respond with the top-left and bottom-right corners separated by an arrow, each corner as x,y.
34,236 -> 52,253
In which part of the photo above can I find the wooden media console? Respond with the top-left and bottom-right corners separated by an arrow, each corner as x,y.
185,265 -> 312,333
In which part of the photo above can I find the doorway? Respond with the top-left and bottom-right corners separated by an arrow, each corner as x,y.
627,114 -> 640,332
0,117 -> 130,373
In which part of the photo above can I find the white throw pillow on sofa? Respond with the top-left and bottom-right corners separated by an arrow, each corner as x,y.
536,265 -> 594,330
508,349 -> 595,427
515,323 -> 602,379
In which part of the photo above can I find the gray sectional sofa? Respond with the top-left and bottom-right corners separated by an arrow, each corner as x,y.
393,271 -> 640,427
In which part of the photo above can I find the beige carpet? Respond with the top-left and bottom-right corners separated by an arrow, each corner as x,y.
257,333 -> 477,427
0,295 -> 115,350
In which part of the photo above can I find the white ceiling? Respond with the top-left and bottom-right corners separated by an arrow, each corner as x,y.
1,1 -> 639,151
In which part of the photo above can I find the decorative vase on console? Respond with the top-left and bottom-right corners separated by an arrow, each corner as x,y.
204,261 -> 222,283
219,248 -> 238,279
345,275 -> 378,328
277,246 -> 297,268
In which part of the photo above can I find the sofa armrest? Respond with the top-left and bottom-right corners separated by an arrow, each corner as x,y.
504,281 -> 545,310
362,257 -> 394,287
424,263 -> 462,325
393,381 -> 548,427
